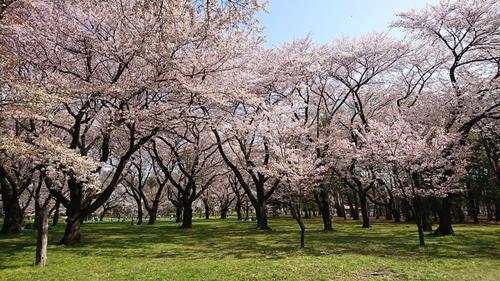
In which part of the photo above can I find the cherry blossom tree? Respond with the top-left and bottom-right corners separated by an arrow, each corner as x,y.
392,0 -> 499,235
1,0 -> 261,244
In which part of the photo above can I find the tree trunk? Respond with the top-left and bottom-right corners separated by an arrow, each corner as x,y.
60,181 -> 84,245
60,216 -> 81,245
235,198 -> 242,220
220,204 -> 228,219
496,197 -> 500,222
36,205 -> 49,267
0,180 -> 23,234
402,200 -> 413,222
254,201 -> 269,230
203,199 -> 210,220
181,201 -> 193,228
315,188 -> 333,231
434,197 -> 454,236
385,206 -> 393,220
135,198 -> 143,225
359,192 -> 370,228
175,205 -> 183,223
416,212 -> 425,247
52,202 -> 60,226
99,207 -> 107,222
147,206 -> 158,225
290,203 -> 305,249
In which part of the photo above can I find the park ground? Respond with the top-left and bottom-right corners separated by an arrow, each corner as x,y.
0,217 -> 499,281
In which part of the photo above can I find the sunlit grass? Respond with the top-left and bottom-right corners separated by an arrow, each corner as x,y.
0,217 -> 498,280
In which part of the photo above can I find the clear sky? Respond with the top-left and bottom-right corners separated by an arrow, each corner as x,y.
256,0 -> 439,46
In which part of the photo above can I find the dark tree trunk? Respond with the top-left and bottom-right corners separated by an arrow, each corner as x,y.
304,210 -> 310,218
1,196 -> 22,234
255,200 -> 269,230
454,205 -> 465,223
147,206 -> 158,225
181,200 -> 193,228
466,183 -> 480,223
175,205 -> 183,223
235,198 -> 242,220
220,208 -> 228,219
496,198 -> 500,222
359,192 -> 370,228
60,216 -> 82,245
385,206 -> 393,220
0,180 -> 23,234
244,204 -> 249,220
487,205 -> 494,220
203,199 -> 210,220
314,188 -> 333,231
135,198 -> 143,225
60,186 -> 83,245
402,200 -> 413,222
99,208 -> 107,222
434,197 -> 454,236
52,202 -> 60,226
346,192 -> 359,220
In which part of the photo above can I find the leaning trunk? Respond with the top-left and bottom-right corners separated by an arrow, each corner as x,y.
235,198 -> 242,220
290,203 -> 305,249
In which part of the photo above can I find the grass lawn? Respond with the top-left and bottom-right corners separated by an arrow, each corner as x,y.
0,217 -> 499,280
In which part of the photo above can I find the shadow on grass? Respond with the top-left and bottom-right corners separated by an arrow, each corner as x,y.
1,217 -> 499,270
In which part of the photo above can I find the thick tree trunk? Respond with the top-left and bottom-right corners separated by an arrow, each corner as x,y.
220,205 -> 229,219
359,192 -> 370,228
60,216 -> 82,245
315,188 -> 333,231
385,206 -> 393,220
147,206 -> 158,225
254,201 -> 270,230
0,180 -> 23,234
1,196 -> 22,234
175,205 -> 183,223
60,181 -> 84,245
180,201 -> 193,228
434,197 -> 454,236
203,199 -> 210,220
36,205 -> 49,266
392,207 -> 401,222
402,200 -> 413,222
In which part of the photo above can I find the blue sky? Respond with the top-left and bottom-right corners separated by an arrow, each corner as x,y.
256,0 -> 439,46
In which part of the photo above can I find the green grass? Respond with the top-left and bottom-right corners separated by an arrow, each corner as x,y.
0,217 -> 499,280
